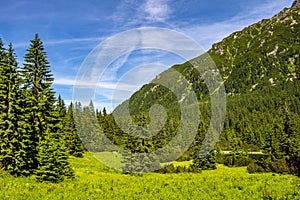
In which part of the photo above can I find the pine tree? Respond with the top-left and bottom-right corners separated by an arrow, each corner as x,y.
0,38 -> 5,58
263,124 -> 281,161
35,131 -> 74,182
22,33 -> 57,141
75,101 -> 102,152
190,125 -> 217,170
63,102 -> 84,157
191,150 -> 217,170
22,34 -> 73,182
56,95 -> 67,118
283,111 -> 300,175
0,43 -> 29,175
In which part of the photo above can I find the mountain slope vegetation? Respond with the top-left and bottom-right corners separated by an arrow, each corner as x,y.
99,1 -> 300,174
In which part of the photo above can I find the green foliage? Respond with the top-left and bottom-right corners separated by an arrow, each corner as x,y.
268,158 -> 291,174
36,132 -> 74,182
247,161 -> 270,173
0,35 -> 74,182
63,102 -> 84,157
191,150 -> 217,170
247,158 -> 291,174
73,101 -> 104,152
223,153 -> 253,167
283,112 -> 300,175
22,33 -> 57,140
21,34 -> 74,182
0,43 -> 32,175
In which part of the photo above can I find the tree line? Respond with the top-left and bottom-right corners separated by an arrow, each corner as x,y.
1,33 -> 299,179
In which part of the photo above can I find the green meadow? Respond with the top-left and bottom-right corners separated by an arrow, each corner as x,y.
0,152 -> 299,200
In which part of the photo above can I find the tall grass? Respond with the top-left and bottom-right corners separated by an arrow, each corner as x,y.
0,152 -> 299,199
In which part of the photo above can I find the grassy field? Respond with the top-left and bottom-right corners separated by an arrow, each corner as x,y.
0,152 -> 299,200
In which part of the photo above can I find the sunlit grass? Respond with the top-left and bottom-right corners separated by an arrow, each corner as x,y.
0,152 -> 299,199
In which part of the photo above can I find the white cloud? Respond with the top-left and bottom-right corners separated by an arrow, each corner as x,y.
142,0 -> 172,22
54,78 -> 137,91
111,0 -> 172,28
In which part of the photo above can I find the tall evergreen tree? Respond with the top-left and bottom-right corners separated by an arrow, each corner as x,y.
0,38 -> 5,59
191,150 -> 217,170
22,33 -> 57,141
56,95 -> 67,118
0,43 -> 29,175
263,124 -> 282,161
22,34 -> 73,182
283,111 -> 300,175
63,102 -> 84,157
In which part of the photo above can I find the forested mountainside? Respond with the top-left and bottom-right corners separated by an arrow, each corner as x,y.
93,1 -> 300,173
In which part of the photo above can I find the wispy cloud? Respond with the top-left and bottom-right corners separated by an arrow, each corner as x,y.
54,62 -> 168,111
142,0 -> 172,22
54,78 -> 137,91
13,36 -> 105,48
111,0 -> 172,28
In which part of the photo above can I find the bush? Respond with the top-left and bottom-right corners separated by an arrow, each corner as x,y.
224,155 -> 252,167
247,159 -> 271,173
248,158 -> 293,174
268,159 -> 290,174
247,162 -> 266,173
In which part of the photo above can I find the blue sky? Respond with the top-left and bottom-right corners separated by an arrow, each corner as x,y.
0,0 -> 294,111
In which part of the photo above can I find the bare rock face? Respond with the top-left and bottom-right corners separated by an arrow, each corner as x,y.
292,0 -> 300,8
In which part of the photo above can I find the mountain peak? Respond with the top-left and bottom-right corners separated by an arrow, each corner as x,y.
292,0 -> 300,8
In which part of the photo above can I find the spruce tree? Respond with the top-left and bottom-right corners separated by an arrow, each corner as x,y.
22,33 -> 56,141
22,34 -> 73,182
283,111 -> 300,175
63,102 -> 84,157
0,43 -> 28,175
191,150 -> 217,170
0,38 -> 5,58
36,130 -> 74,182
56,95 -> 67,119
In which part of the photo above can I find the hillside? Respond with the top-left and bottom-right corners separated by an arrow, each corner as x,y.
209,2 -> 300,94
108,1 -> 300,159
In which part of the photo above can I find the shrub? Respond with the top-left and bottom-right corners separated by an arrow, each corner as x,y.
268,159 -> 290,174
247,162 -> 266,173
224,155 -> 252,167
247,159 -> 271,173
